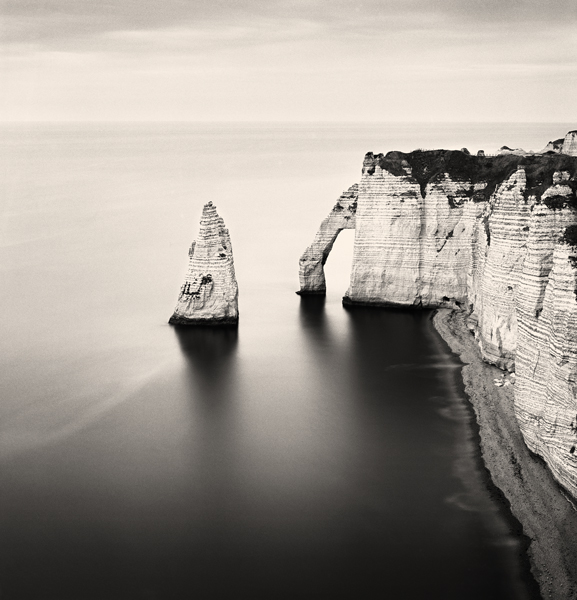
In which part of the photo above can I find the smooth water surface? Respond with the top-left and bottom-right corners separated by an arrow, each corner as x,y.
0,122 -> 557,599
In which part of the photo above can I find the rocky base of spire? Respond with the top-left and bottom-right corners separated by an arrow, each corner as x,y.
168,314 -> 238,326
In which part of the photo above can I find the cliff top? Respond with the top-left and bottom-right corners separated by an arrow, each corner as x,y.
562,224 -> 577,247
371,149 -> 577,201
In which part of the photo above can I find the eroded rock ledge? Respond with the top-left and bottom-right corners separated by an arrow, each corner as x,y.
299,132 -> 577,499
169,202 -> 238,326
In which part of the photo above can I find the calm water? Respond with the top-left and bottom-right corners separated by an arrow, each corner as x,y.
0,122 -> 562,599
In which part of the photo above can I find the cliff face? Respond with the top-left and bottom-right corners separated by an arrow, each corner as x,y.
342,153 -> 482,308
170,202 -> 238,326
515,218 -> 577,493
563,131 -> 577,156
470,169 -> 530,370
299,139 -> 577,497
538,131 -> 577,156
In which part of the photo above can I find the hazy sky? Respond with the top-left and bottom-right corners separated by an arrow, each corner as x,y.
1,0 -> 576,122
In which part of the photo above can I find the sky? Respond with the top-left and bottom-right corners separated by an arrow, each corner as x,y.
1,0 -> 576,122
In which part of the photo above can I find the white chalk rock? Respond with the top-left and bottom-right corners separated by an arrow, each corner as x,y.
343,152 -> 482,308
169,202 -> 238,326
563,130 -> 577,156
515,238 -> 577,493
472,168 -> 530,370
299,141 -> 577,497
538,138 -> 564,154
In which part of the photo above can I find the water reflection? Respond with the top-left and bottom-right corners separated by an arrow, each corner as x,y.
173,325 -> 238,395
344,304 -> 428,369
298,295 -> 332,349
339,304 -> 536,600
171,325 -> 244,597
0,122 -> 553,600
172,322 -> 240,451
298,294 -> 326,326
173,325 -> 238,370
298,295 -> 351,399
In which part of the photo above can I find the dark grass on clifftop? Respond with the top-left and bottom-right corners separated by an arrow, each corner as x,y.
562,224 -> 577,247
366,150 -> 577,203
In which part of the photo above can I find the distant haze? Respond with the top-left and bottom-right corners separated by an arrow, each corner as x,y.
1,0 -> 576,122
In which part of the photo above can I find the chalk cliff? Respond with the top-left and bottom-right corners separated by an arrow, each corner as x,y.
563,131 -> 577,156
537,131 -> 577,156
170,202 -> 238,326
343,152 -> 483,309
299,132 -> 577,497
539,137 -> 565,154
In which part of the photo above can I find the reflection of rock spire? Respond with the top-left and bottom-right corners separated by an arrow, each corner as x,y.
169,202 -> 239,326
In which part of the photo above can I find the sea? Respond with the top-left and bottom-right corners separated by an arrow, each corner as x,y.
1,122 -> 569,600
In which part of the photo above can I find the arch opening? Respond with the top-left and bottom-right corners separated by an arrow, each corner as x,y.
297,183 -> 358,296
324,228 -> 355,300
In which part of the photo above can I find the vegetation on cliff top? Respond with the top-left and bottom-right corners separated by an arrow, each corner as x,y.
562,224 -> 577,248
373,150 -> 577,203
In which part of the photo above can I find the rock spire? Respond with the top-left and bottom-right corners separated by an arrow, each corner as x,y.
169,202 -> 238,326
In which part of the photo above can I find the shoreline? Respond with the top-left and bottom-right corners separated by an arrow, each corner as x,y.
433,308 -> 577,600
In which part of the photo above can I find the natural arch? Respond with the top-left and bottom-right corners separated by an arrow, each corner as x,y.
297,184 -> 357,295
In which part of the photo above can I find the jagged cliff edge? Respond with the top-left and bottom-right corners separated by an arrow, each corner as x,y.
299,133 -> 577,498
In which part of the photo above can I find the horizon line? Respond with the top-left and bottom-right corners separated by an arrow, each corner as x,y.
0,119 -> 575,125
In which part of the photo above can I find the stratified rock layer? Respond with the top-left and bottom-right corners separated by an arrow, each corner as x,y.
472,168 -> 530,370
515,228 -> 577,494
539,137 -> 565,154
169,202 -> 238,326
342,152 -> 484,308
563,131 -> 577,156
300,136 -> 577,497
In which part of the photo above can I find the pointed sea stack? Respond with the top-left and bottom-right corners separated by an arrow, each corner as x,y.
169,202 -> 239,326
